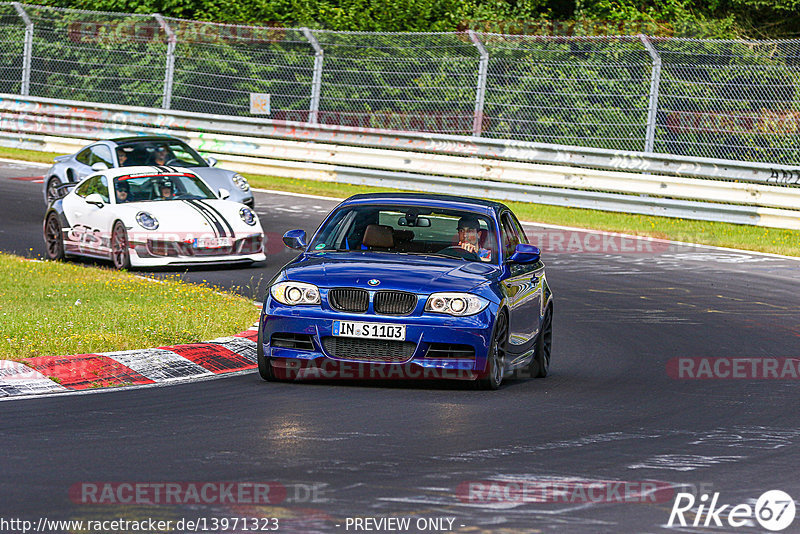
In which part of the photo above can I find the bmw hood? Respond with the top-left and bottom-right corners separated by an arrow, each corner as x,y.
122,199 -> 260,237
283,253 -> 499,294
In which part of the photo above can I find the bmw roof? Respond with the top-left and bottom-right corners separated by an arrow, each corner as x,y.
340,192 -> 512,215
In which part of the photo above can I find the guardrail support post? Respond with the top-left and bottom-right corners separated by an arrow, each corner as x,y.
12,2 -> 33,96
302,27 -> 323,125
640,34 -> 662,154
468,30 -> 489,137
154,14 -> 176,110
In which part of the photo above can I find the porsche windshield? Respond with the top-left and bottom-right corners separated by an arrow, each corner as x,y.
113,174 -> 216,203
309,205 -> 499,263
116,140 -> 207,168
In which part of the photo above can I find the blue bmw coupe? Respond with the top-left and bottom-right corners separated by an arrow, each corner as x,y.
257,193 -> 553,389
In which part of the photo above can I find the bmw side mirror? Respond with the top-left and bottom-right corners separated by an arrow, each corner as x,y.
206,156 -> 218,167
282,229 -> 307,250
91,162 -> 109,171
218,188 -> 230,199
508,243 -> 540,264
85,193 -> 106,208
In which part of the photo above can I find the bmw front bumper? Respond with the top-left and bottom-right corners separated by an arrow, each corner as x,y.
259,301 -> 500,380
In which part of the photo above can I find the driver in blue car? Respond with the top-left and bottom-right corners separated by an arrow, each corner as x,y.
457,215 -> 492,262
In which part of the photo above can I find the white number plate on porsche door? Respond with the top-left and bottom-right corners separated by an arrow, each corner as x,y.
332,321 -> 406,340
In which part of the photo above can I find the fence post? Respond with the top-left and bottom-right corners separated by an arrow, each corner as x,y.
468,30 -> 489,137
302,27 -> 323,125
640,34 -> 662,153
12,2 -> 33,96
154,14 -> 176,110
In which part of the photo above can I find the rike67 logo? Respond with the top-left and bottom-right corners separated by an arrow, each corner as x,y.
668,490 -> 796,531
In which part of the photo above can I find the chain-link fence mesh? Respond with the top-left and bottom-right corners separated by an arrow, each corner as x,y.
166,19 -> 316,117
479,34 -> 654,151
312,31 -> 479,134
1,3 -> 799,165
24,5 -> 167,107
0,4 -> 26,94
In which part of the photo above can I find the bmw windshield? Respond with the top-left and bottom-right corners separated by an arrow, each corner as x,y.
309,205 -> 499,264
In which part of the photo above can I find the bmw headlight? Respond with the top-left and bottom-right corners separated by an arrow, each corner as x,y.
271,281 -> 320,306
136,211 -> 159,230
425,292 -> 489,316
240,206 -> 257,226
232,173 -> 250,192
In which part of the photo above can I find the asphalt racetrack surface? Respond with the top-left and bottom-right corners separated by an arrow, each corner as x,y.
2,162 -> 800,533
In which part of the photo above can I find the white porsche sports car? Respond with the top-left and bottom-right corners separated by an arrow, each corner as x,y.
43,166 -> 266,269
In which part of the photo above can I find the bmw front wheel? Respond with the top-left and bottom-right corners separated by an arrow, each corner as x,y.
530,306 -> 552,378
479,312 -> 508,390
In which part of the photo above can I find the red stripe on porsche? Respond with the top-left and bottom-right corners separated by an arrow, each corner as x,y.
159,343 -> 256,374
24,354 -> 154,390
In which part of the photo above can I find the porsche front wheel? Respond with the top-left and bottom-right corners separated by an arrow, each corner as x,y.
44,213 -> 65,261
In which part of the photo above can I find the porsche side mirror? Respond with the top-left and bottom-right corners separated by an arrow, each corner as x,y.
282,229 -> 307,250
85,193 -> 106,208
218,188 -> 230,199
91,162 -> 109,171
205,156 -> 218,167
508,243 -> 540,264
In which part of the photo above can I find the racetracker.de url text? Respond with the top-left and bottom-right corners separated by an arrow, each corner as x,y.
0,517 -> 280,533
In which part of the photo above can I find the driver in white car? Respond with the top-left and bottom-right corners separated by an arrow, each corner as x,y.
157,179 -> 175,200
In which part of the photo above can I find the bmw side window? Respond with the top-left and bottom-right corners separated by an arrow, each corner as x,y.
90,146 -> 113,167
75,148 -> 92,165
500,213 -> 521,259
509,213 -> 529,244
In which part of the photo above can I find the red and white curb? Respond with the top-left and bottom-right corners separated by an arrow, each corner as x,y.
0,327 -> 258,397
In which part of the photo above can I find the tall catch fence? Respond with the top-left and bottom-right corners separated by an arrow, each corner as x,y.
0,3 -> 798,165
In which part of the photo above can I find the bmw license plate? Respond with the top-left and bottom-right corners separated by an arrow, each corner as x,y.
333,321 -> 406,341
193,237 -> 232,249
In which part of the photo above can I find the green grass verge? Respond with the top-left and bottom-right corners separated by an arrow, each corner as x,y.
0,253 -> 260,361
0,146 -> 61,164
1,144 -> 796,257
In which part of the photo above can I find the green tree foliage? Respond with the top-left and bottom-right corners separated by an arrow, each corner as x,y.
34,0 -> 800,38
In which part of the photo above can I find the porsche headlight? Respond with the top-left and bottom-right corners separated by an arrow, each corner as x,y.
425,292 -> 489,316
232,173 -> 250,192
271,281 -> 320,306
136,211 -> 159,230
240,206 -> 257,226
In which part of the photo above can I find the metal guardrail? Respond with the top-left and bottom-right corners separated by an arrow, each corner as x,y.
1,93 -> 799,230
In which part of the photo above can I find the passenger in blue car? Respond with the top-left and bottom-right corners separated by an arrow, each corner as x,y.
457,216 -> 492,262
